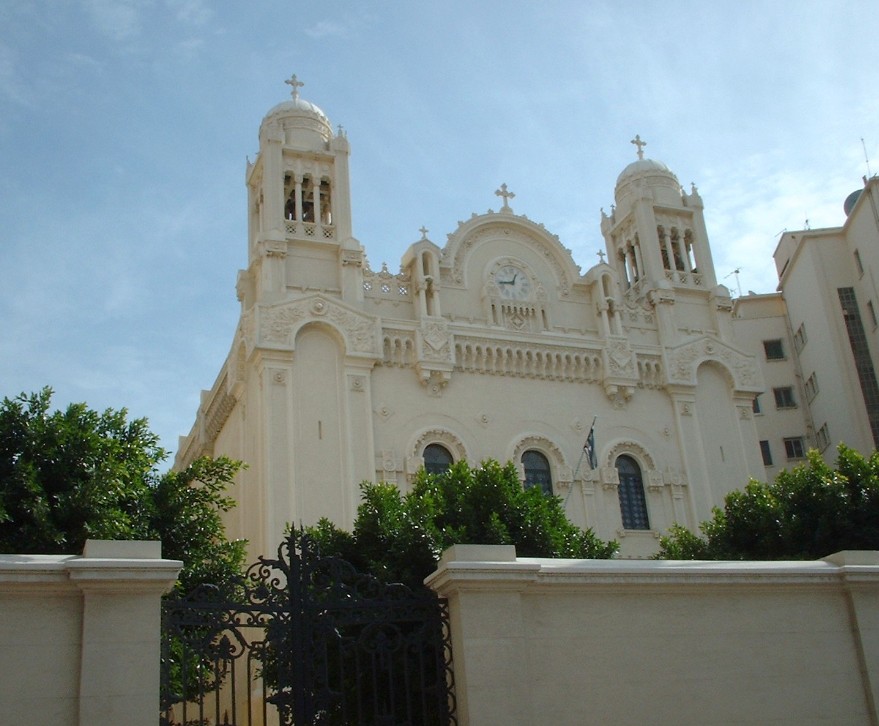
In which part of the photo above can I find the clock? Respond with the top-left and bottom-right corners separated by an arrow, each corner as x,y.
495,264 -> 532,300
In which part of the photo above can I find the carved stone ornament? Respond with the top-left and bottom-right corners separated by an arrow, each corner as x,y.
445,219 -> 572,296
348,374 -> 366,392
260,238 -> 288,259
604,440 -> 656,472
376,404 -> 394,422
606,339 -> 635,375
664,335 -> 761,391
419,320 -> 452,361
258,296 -> 381,356
406,428 -> 468,481
647,470 -> 664,492
340,249 -> 364,267
510,435 -> 568,486
380,450 -> 396,471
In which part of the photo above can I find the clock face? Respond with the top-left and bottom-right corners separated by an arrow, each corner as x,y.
495,264 -> 531,300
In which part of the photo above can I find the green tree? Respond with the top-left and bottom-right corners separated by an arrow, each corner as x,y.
0,388 -> 245,591
656,444 -> 879,560
308,459 -> 618,590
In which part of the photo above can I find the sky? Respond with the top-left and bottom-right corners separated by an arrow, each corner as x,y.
1,1 -> 877,462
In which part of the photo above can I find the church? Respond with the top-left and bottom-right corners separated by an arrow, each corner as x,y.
176,75 -> 877,558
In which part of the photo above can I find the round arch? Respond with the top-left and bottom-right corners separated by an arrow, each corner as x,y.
510,435 -> 569,494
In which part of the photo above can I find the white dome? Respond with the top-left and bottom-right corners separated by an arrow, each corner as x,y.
259,75 -> 333,145
615,158 -> 678,187
263,96 -> 331,127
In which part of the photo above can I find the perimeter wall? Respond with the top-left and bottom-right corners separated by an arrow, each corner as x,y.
426,546 -> 879,726
0,540 -> 181,726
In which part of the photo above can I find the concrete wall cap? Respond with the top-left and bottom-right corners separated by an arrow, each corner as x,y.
439,544 -> 517,565
823,550 -> 879,566
83,539 -> 162,559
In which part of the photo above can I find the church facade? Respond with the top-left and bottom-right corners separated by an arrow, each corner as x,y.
175,77 -> 816,558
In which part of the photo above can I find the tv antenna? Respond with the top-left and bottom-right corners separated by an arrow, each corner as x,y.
724,268 -> 742,297
863,138 -> 873,178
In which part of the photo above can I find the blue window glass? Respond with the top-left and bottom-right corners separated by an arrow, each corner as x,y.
423,444 -> 453,475
616,455 -> 650,530
522,450 -> 553,495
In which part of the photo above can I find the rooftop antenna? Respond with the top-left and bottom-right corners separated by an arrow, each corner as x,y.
724,268 -> 742,297
862,138 -> 873,178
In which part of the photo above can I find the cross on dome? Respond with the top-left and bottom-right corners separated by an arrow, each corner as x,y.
495,183 -> 515,210
285,73 -> 305,100
630,134 -> 647,160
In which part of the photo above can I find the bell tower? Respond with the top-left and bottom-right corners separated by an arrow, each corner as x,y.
600,136 -> 728,345
238,75 -> 362,310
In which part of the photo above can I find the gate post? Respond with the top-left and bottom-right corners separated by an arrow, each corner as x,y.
68,540 -> 181,726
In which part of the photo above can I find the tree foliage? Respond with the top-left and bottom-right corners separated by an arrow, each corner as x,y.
308,459 -> 618,590
657,444 -> 879,560
0,388 -> 245,591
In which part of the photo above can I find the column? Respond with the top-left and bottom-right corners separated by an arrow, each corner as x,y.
67,540 -> 182,726
293,175 -> 303,222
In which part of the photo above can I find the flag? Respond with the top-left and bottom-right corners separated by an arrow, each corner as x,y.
583,420 -> 597,469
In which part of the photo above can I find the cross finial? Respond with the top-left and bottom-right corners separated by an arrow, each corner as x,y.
630,134 -> 647,160
419,226 -> 429,240
597,250 -> 606,263
285,73 -> 305,100
495,183 -> 515,211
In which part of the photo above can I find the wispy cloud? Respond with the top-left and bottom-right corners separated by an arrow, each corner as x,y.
0,41 -> 31,108
305,20 -> 349,39
82,0 -> 144,42
166,0 -> 212,26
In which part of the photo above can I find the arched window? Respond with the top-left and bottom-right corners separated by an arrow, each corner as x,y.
522,450 -> 553,495
423,443 -> 453,475
616,455 -> 650,530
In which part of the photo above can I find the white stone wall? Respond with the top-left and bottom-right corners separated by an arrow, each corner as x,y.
0,541 -> 181,726
427,545 -> 879,726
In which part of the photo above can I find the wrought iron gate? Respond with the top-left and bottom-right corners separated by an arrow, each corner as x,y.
160,532 -> 456,725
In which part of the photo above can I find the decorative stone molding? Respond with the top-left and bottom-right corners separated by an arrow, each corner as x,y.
418,320 -> 453,362
259,238 -> 288,259
600,466 -> 620,490
363,263 -> 410,299
423,370 -> 449,397
606,339 -> 635,376
379,449 -> 396,473
646,470 -> 664,492
257,295 -> 381,357
406,428 -> 469,481
340,248 -> 364,267
664,335 -> 761,391
510,435 -> 570,492
348,374 -> 366,392
647,287 -> 676,307
443,217 -> 574,296
601,336 -> 639,406
604,440 -> 656,471
415,319 -> 455,389
376,404 -> 394,422
455,336 -> 602,383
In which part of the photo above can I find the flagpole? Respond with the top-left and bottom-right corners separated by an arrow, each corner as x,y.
564,416 -> 597,509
